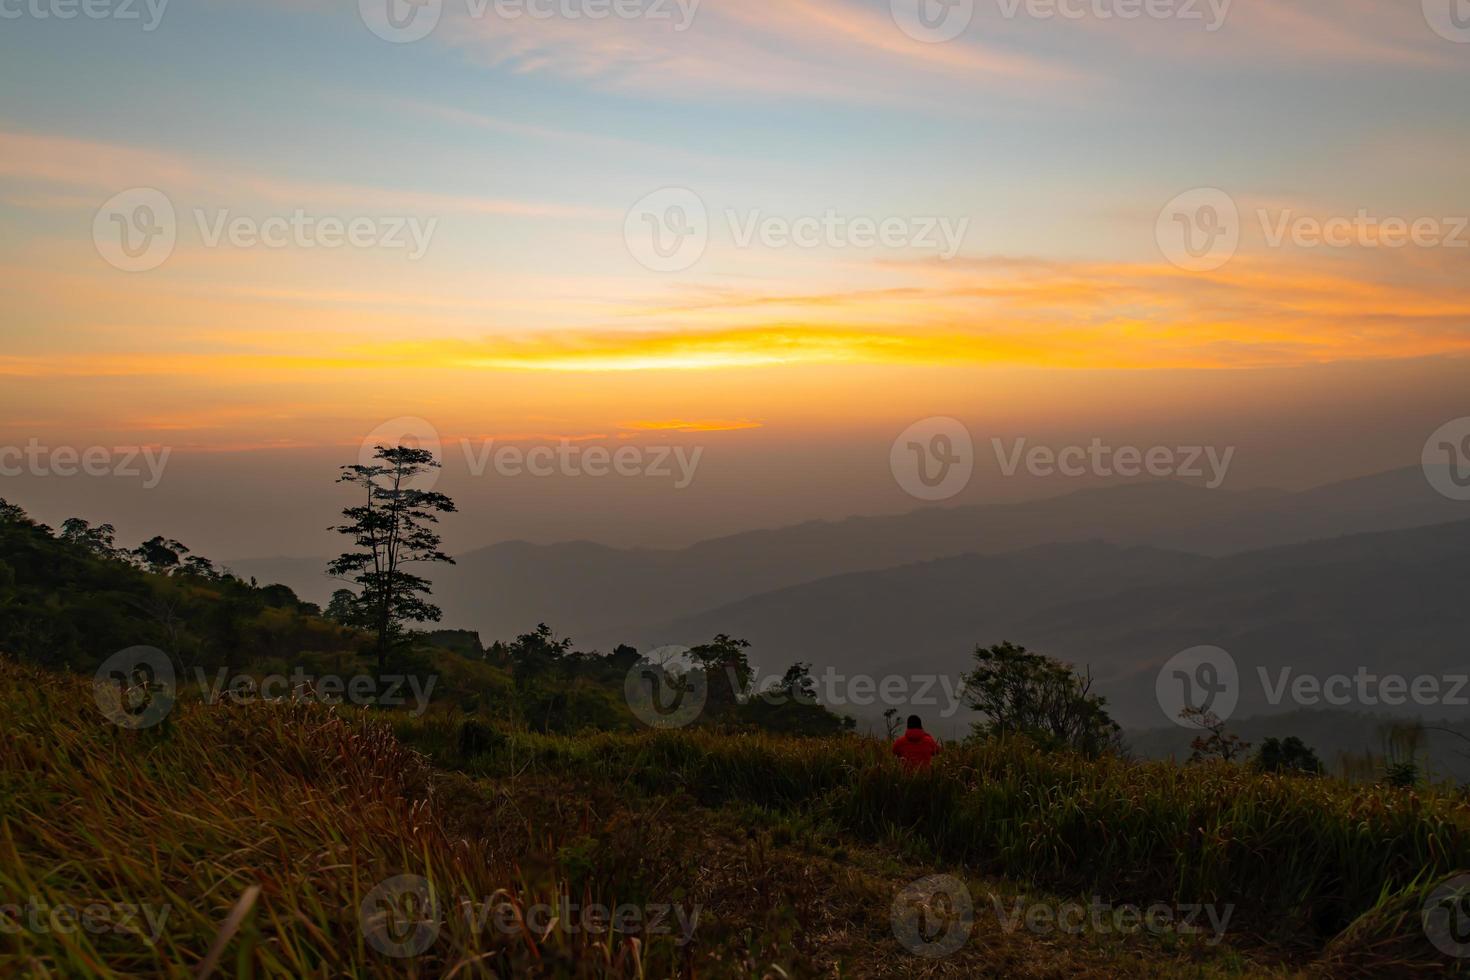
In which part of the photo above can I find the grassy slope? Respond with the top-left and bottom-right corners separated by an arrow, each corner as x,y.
3,662 -> 1466,977
0,661 -> 688,977
396,722 -> 1470,929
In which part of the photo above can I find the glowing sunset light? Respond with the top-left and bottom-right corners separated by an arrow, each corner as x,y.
0,0 -> 1466,537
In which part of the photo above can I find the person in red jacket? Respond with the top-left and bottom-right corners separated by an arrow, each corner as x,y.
892,714 -> 941,770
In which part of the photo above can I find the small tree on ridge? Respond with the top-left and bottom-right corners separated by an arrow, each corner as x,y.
328,445 -> 456,671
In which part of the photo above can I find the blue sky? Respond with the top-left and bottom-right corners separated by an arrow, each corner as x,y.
1,0 -> 1468,554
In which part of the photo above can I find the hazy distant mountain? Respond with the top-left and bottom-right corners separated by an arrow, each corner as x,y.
429,481 -> 1272,641
592,538 -> 1196,689
1127,710 -> 1470,783
614,520 -> 1470,731
229,479 -> 1267,630
226,467 -> 1466,655
1151,465 -> 1468,555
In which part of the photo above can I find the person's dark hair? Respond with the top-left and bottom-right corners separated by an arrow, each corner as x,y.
907,714 -> 923,730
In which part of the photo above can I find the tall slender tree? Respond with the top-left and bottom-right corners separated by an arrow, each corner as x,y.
328,445 -> 456,671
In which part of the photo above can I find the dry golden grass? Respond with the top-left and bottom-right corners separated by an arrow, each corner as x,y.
0,661 -> 689,977
3,661 -> 1466,978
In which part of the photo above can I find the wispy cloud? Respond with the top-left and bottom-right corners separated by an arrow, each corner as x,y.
617,418 -> 763,432
0,128 -> 607,219
441,0 -> 1081,104
6,246 -> 1468,380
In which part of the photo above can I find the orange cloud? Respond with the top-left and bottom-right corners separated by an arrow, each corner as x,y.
618,418 -> 764,432
0,128 -> 606,219
5,248 -> 1469,381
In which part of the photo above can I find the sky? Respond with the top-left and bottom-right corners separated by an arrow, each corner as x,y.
1,0 -> 1468,557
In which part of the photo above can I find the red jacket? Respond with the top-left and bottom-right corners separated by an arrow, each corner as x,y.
892,729 -> 941,770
